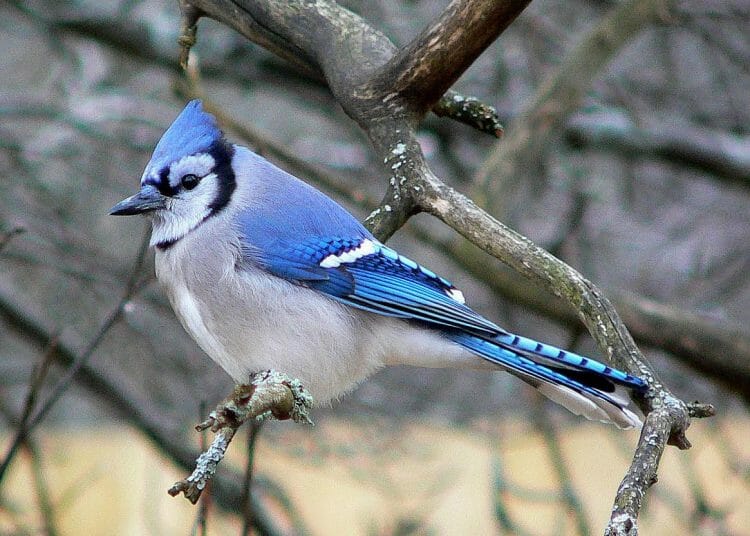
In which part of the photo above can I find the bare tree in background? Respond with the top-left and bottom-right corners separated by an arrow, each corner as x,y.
1,0 -> 748,534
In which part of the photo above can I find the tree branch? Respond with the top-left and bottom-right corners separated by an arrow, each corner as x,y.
169,372 -> 313,504
374,0 -> 531,114
423,177 -> 663,397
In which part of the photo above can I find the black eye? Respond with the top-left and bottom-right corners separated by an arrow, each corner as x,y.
181,174 -> 201,190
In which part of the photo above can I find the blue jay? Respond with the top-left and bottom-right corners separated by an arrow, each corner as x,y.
110,100 -> 647,429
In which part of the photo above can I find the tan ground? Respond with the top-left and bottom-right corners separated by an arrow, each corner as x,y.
2,414 -> 748,535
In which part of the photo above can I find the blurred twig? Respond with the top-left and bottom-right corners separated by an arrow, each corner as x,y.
535,401 -> 591,536
0,338 -> 57,485
0,228 -> 150,485
26,441 -> 59,536
565,115 -> 750,188
240,420 -> 264,536
680,455 -> 732,535
491,457 -> 536,536
0,398 -> 59,536
0,225 -> 25,253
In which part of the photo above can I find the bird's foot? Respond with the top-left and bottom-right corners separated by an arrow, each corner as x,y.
196,370 -> 313,432
169,370 -> 313,504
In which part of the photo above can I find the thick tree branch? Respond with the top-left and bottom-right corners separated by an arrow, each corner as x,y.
371,0 -> 531,114
178,0 -> 502,134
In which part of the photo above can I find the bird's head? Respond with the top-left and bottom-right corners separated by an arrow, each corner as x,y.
110,100 -> 236,248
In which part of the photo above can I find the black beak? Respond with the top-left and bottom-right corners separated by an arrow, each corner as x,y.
110,185 -> 166,215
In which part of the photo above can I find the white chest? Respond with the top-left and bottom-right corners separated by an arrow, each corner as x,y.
155,245 -> 249,381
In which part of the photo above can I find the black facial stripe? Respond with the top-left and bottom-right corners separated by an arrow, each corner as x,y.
205,139 -> 236,217
143,169 -> 178,197
150,139 -> 235,252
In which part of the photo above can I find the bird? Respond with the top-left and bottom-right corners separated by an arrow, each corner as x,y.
110,100 -> 647,429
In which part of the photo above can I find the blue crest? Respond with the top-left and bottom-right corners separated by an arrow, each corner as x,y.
142,100 -> 223,182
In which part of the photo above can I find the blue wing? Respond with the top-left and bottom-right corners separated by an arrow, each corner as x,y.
250,235 -> 503,337
233,153 -> 501,336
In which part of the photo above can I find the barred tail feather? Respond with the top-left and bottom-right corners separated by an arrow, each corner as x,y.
445,332 -> 646,429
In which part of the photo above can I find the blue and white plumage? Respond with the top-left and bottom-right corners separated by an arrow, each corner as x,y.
111,100 -> 648,429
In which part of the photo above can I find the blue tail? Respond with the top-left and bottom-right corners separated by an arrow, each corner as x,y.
445,331 -> 647,428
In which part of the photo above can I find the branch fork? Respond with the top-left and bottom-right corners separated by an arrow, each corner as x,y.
169,370 -> 313,504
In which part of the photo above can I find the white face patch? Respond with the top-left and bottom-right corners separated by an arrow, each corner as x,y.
142,152 -> 222,247
166,153 -> 216,189
149,173 -> 219,246
320,239 -> 377,268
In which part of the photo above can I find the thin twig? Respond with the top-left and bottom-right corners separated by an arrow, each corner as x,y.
240,420 -> 264,536
0,337 -> 57,484
191,401 -> 210,536
0,225 -> 24,253
433,91 -> 504,137
491,457 -> 535,536
0,398 -> 59,535
0,227 -> 151,485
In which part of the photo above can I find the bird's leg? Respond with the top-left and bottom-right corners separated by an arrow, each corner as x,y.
169,370 -> 313,503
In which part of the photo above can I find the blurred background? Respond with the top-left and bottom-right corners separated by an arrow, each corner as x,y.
1,0 -> 748,534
